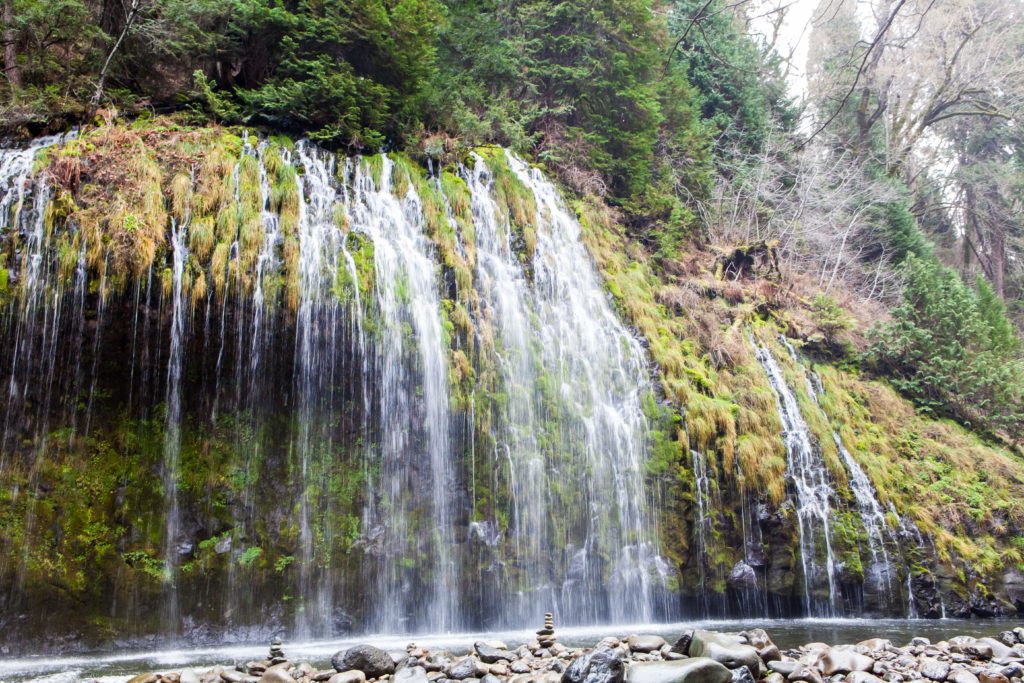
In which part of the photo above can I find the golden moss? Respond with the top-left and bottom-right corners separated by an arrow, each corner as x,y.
189,216 -> 215,262
816,364 -> 1024,576
170,173 -> 192,224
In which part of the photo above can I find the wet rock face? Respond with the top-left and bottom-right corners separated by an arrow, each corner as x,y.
727,563 -> 758,593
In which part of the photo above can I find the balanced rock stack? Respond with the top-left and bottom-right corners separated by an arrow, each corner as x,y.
537,612 -> 557,649
268,638 -> 286,665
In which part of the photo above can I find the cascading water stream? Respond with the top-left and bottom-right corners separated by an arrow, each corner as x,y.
690,449 -> 716,615
784,340 -> 903,614
161,215 -> 189,626
504,152 -> 671,623
348,154 -> 458,632
753,339 -> 839,616
461,154 -> 549,622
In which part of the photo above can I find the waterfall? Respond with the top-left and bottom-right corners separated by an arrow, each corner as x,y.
0,134 -> 672,638
461,154 -> 546,623
504,152 -> 669,623
832,433 -> 898,606
785,342 -> 900,612
0,135 -> 78,600
161,215 -> 188,625
691,449 -> 715,615
348,154 -> 458,632
753,339 -> 839,615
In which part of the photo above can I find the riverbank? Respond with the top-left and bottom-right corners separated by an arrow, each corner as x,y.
3,619 -> 1023,683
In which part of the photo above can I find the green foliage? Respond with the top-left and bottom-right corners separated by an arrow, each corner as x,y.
667,0 -> 794,156
867,255 -> 1024,439
810,293 -> 852,340
865,194 -> 933,265
237,546 -> 263,567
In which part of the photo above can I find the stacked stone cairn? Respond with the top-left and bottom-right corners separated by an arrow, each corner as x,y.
122,626 -> 1024,683
269,639 -> 286,665
537,613 -> 557,651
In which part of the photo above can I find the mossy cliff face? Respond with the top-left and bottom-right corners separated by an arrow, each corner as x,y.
578,198 -> 1024,618
0,120 -> 1023,648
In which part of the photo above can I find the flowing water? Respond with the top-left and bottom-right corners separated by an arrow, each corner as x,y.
161,214 -> 189,629
453,152 -> 673,625
752,340 -> 839,616
784,341 -> 908,615
346,153 -> 459,632
690,449 -> 717,615
504,153 -> 671,624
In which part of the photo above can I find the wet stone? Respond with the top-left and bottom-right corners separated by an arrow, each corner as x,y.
922,660 -> 951,682
476,642 -> 516,664
628,636 -> 669,654
333,646 -> 396,679
448,658 -> 485,681
627,659 -> 733,683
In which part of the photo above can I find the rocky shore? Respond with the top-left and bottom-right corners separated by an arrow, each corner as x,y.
123,620 -> 1024,683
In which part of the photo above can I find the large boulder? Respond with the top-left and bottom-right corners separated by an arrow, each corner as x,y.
627,658 -> 733,683
332,645 -> 397,678
689,631 -> 762,678
562,647 -> 626,683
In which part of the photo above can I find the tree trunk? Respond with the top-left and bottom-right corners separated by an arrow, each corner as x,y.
989,216 -> 1006,299
2,0 -> 20,88
91,0 -> 141,106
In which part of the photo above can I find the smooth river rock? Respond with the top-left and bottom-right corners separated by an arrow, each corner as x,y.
628,636 -> 669,654
329,671 -> 368,683
688,632 -> 762,677
127,674 -> 159,683
978,639 -> 1014,659
258,668 -> 293,683
627,658 -> 733,683
816,648 -> 875,675
846,673 -> 886,683
949,669 -> 981,683
448,658 -> 486,680
333,646 -> 397,678
768,661 -> 799,677
922,659 -> 951,682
